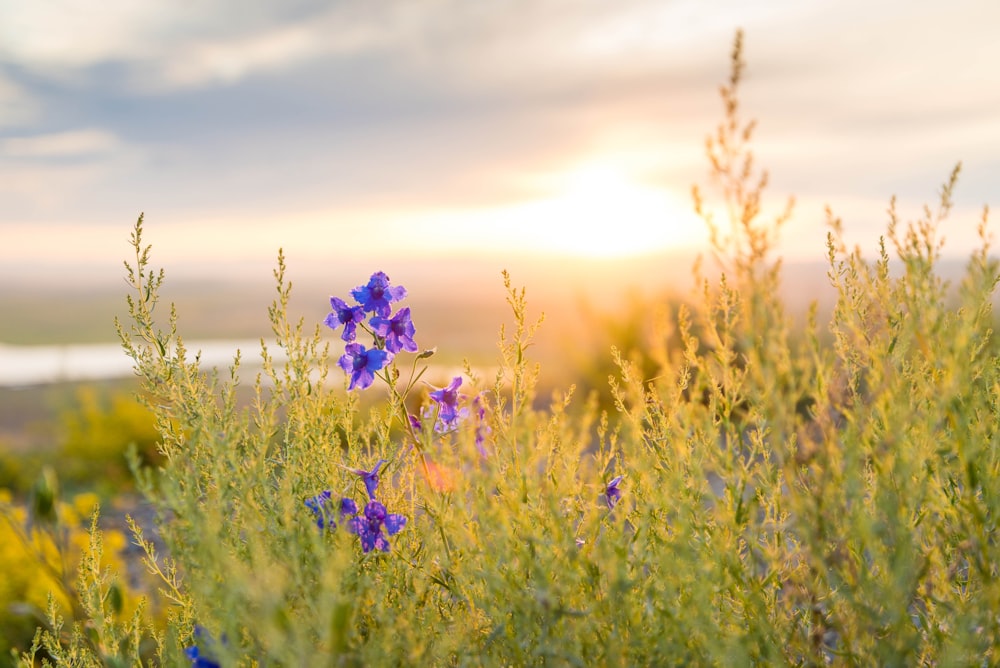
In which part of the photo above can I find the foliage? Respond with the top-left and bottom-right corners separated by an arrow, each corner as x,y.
9,29 -> 1000,666
57,386 -> 162,492
0,481 -> 151,666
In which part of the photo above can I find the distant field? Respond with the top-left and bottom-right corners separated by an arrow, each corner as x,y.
0,252 -> 697,449
2,252 -> 979,450
0,378 -> 137,452
0,251 -> 706,346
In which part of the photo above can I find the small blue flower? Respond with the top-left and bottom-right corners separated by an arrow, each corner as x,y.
347,500 -> 407,553
338,343 -> 390,391
324,297 -> 366,342
305,491 -> 358,530
185,626 -> 223,668
604,475 -> 623,509
351,272 -> 407,318
304,490 -> 333,529
370,307 -> 418,354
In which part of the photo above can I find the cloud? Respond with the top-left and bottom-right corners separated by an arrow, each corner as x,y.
0,1 -> 746,94
1,128 -> 120,158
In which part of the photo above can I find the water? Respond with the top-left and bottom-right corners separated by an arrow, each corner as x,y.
0,340 -> 279,387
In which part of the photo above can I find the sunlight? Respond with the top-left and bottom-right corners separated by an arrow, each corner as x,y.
497,162 -> 705,258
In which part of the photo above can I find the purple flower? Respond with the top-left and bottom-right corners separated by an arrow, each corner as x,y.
605,475 -> 623,509
304,491 -> 358,530
347,500 -> 407,553
473,394 -> 490,458
370,307 -> 418,354
185,626 -> 223,668
338,343 -> 390,391
351,272 -> 407,318
324,297 -> 366,342
429,376 -> 469,432
408,414 -> 422,432
348,459 -> 387,500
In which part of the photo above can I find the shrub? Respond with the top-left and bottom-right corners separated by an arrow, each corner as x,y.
0,480 -> 150,666
56,385 -> 162,492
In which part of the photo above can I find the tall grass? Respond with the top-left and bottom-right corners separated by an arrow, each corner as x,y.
12,30 -> 1000,666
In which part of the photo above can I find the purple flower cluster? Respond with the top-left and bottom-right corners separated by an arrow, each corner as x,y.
325,272 -> 416,390
304,491 -> 359,530
409,377 -> 491,461
412,376 -> 472,434
305,459 -> 407,553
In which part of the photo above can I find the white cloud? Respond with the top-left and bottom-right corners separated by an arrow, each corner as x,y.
0,0 -> 167,65
151,23 -> 325,88
2,128 -> 120,158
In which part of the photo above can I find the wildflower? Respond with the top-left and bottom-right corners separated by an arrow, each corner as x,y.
324,297 -> 366,342
185,626 -> 223,668
304,491 -> 358,530
351,271 -> 407,318
370,306 -> 418,354
473,393 -> 490,458
347,459 -> 387,500
347,500 -> 407,553
408,414 -> 422,432
429,376 -> 469,432
604,475 -> 623,509
338,343 -> 390,391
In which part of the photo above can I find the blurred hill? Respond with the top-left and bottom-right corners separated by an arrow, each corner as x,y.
0,251 -> 981,352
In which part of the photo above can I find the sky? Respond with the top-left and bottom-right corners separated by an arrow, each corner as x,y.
1,0 -> 998,289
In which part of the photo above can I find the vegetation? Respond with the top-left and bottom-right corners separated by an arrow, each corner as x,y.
3,30 -> 999,665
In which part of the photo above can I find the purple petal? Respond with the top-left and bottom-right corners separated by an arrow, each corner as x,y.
373,533 -> 391,552
359,530 -> 378,553
341,321 -> 358,342
340,497 -> 358,516
337,353 -> 354,374
349,368 -> 375,391
364,500 -> 387,523
384,514 -> 407,536
387,284 -> 407,302
605,476 -> 623,509
353,459 -> 386,500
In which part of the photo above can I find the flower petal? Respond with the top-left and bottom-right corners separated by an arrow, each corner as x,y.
384,513 -> 407,536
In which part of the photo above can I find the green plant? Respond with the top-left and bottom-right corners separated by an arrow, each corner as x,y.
0,478 -> 151,666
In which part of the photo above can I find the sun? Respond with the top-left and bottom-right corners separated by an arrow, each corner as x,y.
498,162 -> 705,258
370,160 -> 708,260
